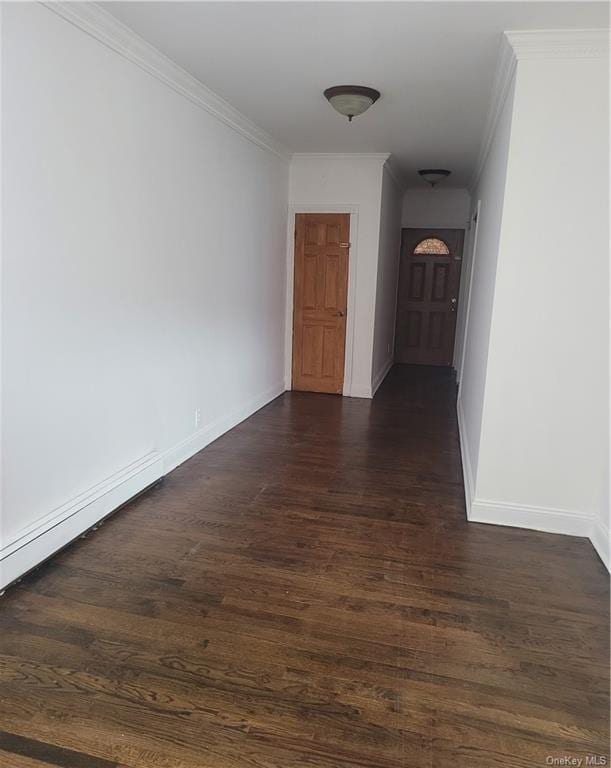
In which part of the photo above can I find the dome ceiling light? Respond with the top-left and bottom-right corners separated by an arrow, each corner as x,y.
418,169 -> 451,187
324,85 -> 381,122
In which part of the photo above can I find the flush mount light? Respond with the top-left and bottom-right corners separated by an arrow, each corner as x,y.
418,169 -> 451,187
324,85 -> 381,122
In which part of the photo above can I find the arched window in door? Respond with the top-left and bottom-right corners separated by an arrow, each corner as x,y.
414,237 -> 449,255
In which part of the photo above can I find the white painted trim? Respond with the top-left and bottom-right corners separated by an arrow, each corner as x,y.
348,386 -> 374,400
285,205 -> 360,398
471,28 -> 608,190
470,35 -> 517,191
0,452 -> 164,590
457,200 -> 482,388
383,156 -> 406,194
403,222 -> 468,232
1,452 -> 160,559
505,29 -> 610,60
1,380 -> 286,591
291,153 -> 390,162
590,517 -> 610,571
42,2 -> 289,160
452,218 -> 474,373
163,381 -> 285,474
371,357 -> 393,397
456,396 -> 474,516
384,168 -> 402,380
458,394 -> 609,572
468,499 -> 593,538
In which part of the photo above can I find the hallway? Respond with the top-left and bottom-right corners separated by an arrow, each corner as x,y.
0,366 -> 608,767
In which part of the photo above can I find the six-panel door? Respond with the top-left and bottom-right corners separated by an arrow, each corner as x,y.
394,228 -> 464,366
292,213 -> 350,394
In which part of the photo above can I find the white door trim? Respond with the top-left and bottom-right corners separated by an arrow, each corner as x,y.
285,204 -> 359,397
457,200 -> 482,389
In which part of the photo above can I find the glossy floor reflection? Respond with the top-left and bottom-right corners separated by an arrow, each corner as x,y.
0,365 -> 608,767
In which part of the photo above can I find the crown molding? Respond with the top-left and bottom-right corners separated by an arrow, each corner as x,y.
470,27 -> 608,191
290,153 -> 405,192
291,153 -> 391,163
42,2 -> 290,160
505,28 -> 610,60
469,33 -> 517,191
383,156 -> 407,192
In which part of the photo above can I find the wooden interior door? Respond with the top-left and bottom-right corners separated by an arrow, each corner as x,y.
292,213 -> 350,394
395,228 -> 464,366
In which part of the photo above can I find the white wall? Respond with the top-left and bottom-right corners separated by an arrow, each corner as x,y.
474,53 -> 609,561
458,75 -> 516,501
402,187 -> 471,229
288,154 -> 387,398
372,164 -> 402,393
1,4 -> 289,587
458,32 -> 609,569
453,203 -> 480,377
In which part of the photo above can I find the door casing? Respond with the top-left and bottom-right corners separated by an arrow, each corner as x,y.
291,213 -> 350,393
285,205 -> 359,396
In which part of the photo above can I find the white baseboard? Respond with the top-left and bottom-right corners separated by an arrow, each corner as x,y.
162,381 -> 286,474
468,498 -> 593,537
371,357 -> 394,397
0,452 -> 164,590
283,376 -> 371,399
590,517 -> 610,571
469,499 -> 609,574
1,381 -> 286,591
456,396 -> 474,513
456,397 -> 609,572
346,387 -> 373,399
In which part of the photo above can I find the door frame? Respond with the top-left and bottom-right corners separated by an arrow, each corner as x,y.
285,204 -> 359,396
455,200 -> 482,387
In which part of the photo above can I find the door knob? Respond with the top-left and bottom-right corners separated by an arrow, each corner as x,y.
337,310 -> 345,317
450,297 -> 457,312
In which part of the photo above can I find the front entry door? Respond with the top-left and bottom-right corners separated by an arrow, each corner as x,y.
292,213 -> 350,394
395,228 -> 464,366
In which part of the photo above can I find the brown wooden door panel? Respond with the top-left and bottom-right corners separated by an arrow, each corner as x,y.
395,228 -> 464,366
292,213 -> 349,394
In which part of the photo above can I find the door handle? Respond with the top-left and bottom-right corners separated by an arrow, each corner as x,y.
337,310 -> 345,317
450,297 -> 457,312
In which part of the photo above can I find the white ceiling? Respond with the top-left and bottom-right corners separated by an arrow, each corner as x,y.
102,2 -> 608,187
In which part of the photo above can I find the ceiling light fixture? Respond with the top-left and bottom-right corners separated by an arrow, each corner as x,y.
324,85 -> 381,122
418,169 -> 451,187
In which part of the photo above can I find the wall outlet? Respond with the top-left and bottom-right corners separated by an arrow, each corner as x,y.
194,407 -> 201,429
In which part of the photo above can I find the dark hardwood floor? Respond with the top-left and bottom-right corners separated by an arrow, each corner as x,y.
0,365 -> 608,768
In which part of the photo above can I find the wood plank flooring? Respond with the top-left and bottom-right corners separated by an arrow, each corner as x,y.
0,365 -> 608,767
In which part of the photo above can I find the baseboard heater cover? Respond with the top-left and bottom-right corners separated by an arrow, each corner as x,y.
0,452 -> 164,591
0,382 -> 287,592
